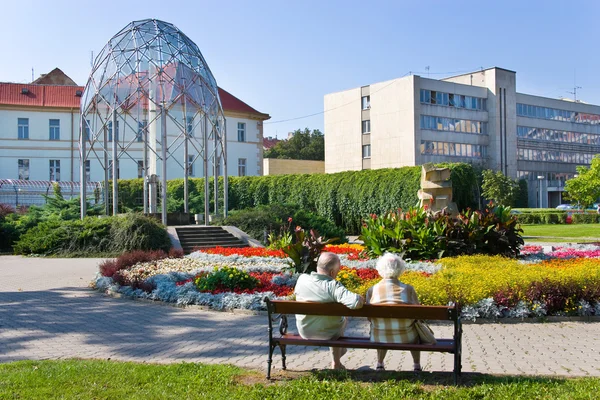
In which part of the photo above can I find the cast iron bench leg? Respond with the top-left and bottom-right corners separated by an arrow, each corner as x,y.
280,344 -> 287,370
267,343 -> 276,379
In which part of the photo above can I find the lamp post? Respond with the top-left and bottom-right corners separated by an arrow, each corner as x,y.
537,175 -> 544,208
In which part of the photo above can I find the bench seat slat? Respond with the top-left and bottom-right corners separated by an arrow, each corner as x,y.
269,302 -> 455,320
278,334 -> 455,352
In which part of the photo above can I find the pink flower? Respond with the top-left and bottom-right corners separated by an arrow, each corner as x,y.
288,217 -> 293,223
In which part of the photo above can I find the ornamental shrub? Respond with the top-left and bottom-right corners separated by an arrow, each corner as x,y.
13,213 -> 171,256
194,266 -> 259,292
109,214 -> 171,253
359,204 -> 524,260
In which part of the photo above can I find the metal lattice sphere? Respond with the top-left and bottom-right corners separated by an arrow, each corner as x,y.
79,19 -> 227,223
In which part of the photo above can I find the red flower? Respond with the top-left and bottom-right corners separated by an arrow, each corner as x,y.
200,246 -> 286,258
288,217 -> 293,223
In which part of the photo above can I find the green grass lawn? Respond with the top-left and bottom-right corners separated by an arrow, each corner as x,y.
1,360 -> 599,399
521,224 -> 600,241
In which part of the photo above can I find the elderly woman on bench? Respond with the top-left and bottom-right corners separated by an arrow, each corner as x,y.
366,252 -> 422,372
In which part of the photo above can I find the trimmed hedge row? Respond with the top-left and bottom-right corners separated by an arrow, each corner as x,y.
113,163 -> 477,233
516,212 -> 599,224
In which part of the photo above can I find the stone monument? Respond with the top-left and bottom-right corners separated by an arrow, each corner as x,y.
417,163 -> 459,215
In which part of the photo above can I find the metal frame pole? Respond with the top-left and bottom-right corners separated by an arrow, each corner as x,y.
183,96 -> 189,214
112,110 -> 118,216
80,114 -> 86,219
204,115 -> 209,225
213,119 -> 218,216
103,122 -> 109,215
161,105 -> 168,226
143,119 -> 149,214
223,116 -> 228,218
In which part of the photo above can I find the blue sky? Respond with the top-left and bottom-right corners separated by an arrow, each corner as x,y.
1,0 -> 598,139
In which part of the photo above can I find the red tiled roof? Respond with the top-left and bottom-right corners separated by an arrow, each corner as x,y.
0,83 -> 82,108
0,82 -> 270,119
218,87 -> 270,119
263,137 -> 281,149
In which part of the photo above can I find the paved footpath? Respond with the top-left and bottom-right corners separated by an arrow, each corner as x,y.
1,255 -> 599,378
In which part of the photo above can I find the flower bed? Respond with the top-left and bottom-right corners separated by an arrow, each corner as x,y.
93,244 -> 600,319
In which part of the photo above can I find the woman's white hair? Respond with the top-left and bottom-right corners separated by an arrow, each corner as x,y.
375,253 -> 406,279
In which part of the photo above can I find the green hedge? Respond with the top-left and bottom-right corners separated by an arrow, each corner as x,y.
113,163 -> 476,233
572,213 -> 599,224
516,211 -> 598,224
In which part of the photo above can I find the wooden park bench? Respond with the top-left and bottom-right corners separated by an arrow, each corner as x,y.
264,298 -> 463,384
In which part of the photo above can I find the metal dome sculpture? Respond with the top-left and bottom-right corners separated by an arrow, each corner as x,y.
79,19 -> 227,224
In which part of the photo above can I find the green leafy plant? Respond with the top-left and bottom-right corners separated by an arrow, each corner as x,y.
194,266 -> 259,292
267,217 -> 294,250
283,227 -> 337,273
360,204 -> 524,260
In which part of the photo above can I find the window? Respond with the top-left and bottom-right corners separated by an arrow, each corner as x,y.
137,160 -> 145,178
237,122 -> 246,142
18,118 -> 29,139
238,158 -> 247,176
85,160 -> 91,182
187,155 -> 195,177
362,120 -> 371,134
362,144 -> 371,159
361,96 -> 371,110
84,119 -> 91,141
49,160 -> 61,181
420,90 -> 486,110
420,140 -> 487,159
420,115 -> 487,134
137,121 -> 146,142
49,119 -> 60,140
108,121 -> 119,142
517,103 -> 600,128
18,159 -> 30,180
187,117 -> 194,137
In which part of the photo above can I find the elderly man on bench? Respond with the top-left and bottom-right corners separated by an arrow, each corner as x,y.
294,252 -> 365,370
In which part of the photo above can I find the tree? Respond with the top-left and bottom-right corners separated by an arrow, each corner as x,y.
264,128 -> 324,161
481,169 -> 519,207
564,155 -> 600,208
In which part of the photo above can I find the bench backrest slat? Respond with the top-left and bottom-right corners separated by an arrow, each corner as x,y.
266,300 -> 456,321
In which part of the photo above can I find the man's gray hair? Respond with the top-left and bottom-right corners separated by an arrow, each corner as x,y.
375,253 -> 406,279
317,252 -> 341,274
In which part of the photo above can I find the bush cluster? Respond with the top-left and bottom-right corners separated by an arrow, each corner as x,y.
14,214 -> 171,256
223,203 -> 346,244
360,205 -> 523,260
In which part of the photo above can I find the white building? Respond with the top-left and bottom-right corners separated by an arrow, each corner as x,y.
325,67 -> 600,208
0,69 -> 270,184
